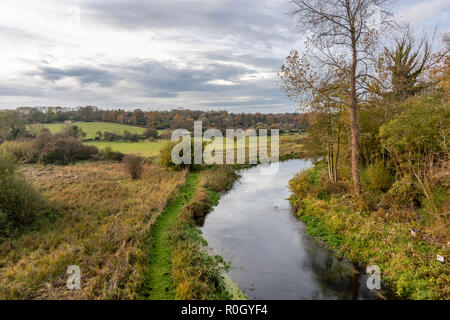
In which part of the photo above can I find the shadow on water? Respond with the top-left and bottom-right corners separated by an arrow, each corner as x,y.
199,159 -> 385,300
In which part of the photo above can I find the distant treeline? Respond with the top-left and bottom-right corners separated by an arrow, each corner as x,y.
4,106 -> 308,132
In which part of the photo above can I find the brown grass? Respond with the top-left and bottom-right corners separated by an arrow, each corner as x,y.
0,162 -> 185,299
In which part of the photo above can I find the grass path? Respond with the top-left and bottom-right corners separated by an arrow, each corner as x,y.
142,173 -> 200,300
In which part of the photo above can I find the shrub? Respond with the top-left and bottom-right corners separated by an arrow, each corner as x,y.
123,154 -> 144,179
362,160 -> 393,192
123,130 -> 139,142
183,188 -> 213,220
0,153 -> 44,238
39,137 -> 98,165
160,130 -> 172,140
380,174 -> 420,209
320,174 -> 348,195
103,131 -> 119,141
160,139 -> 206,171
61,125 -> 86,139
144,128 -> 159,139
200,166 -> 239,193
0,140 -> 39,163
100,146 -> 124,162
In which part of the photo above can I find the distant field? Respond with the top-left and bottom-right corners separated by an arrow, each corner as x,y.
42,122 -> 147,139
85,140 -> 169,158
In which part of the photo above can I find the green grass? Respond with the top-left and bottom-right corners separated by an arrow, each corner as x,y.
291,165 -> 450,300
142,173 -> 200,300
85,140 -> 169,157
41,121 -> 147,139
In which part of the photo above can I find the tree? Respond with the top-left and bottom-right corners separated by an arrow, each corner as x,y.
0,110 -> 27,141
374,27 -> 443,101
288,0 -> 394,195
144,127 -> 159,139
61,125 -> 85,139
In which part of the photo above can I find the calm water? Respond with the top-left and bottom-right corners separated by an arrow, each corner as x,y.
200,159 -> 381,300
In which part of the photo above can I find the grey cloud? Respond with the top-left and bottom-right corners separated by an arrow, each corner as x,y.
35,66 -> 117,87
82,0 -> 296,44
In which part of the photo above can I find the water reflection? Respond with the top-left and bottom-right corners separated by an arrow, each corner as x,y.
200,160 -> 381,300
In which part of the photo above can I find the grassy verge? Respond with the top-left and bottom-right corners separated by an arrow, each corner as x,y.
289,163 -> 450,300
141,173 -> 200,300
142,165 -> 245,300
169,166 -> 246,300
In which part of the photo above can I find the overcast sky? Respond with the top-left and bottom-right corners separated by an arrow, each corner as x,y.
0,0 -> 448,113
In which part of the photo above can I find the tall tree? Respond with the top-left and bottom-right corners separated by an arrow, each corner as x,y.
289,0 -> 393,194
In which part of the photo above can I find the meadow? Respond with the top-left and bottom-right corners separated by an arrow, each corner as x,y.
85,140 -> 169,158
0,162 -> 186,299
41,122 -> 147,139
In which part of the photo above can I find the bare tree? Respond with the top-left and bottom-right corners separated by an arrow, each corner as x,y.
288,0 -> 394,195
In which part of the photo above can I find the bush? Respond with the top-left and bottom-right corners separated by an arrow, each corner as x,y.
100,147 -> 124,162
123,130 -> 139,142
362,160 -> 393,192
0,140 -> 39,163
159,139 -> 206,171
200,166 -> 239,193
183,188 -> 213,220
123,154 -> 144,179
380,174 -> 420,209
103,131 -> 120,142
144,128 -> 159,139
0,153 -> 44,237
61,125 -> 86,139
39,137 -> 98,165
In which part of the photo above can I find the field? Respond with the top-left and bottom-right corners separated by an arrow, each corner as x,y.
0,162 -> 186,299
41,122 -> 147,139
85,140 -> 169,158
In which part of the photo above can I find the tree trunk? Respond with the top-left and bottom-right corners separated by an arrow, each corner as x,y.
350,39 -> 362,195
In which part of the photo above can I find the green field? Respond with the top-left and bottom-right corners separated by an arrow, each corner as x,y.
84,140 -> 169,157
42,121 -> 147,139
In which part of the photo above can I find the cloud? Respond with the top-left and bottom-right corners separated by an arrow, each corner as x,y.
0,0 -> 447,112
34,66 -> 117,87
400,0 -> 450,27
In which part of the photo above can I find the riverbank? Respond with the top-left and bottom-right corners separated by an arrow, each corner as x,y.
142,166 -> 246,300
289,162 -> 449,300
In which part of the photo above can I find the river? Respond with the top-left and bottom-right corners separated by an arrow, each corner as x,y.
200,159 -> 381,300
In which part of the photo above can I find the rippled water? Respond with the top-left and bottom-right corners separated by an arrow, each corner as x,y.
200,159 -> 381,300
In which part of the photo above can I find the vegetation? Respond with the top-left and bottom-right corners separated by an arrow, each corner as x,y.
85,140 -> 168,158
0,129 -> 99,165
122,155 -> 145,180
142,167 -> 243,300
290,164 -> 449,299
41,122 -> 146,140
0,162 -> 185,299
99,146 -> 124,162
0,153 -> 52,239
284,11 -> 450,299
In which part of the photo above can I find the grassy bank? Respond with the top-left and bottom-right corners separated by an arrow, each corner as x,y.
289,163 -> 449,300
141,173 -> 200,299
142,165 -> 245,300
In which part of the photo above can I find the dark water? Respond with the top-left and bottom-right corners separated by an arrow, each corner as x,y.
200,159 -> 381,300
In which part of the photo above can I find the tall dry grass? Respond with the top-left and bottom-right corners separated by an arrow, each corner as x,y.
0,162 -> 185,299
